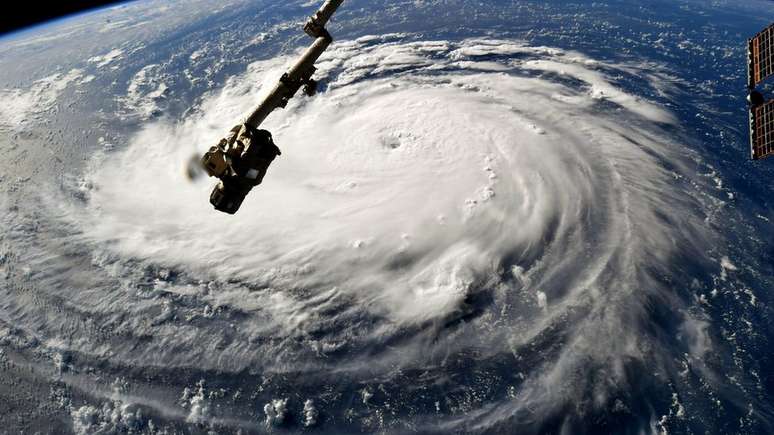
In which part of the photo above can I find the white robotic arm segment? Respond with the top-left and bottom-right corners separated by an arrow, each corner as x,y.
245,34 -> 333,128
304,0 -> 344,38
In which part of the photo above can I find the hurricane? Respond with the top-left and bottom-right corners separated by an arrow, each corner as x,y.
1,34 -> 766,433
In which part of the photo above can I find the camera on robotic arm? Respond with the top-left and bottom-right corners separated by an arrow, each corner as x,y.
201,124 -> 281,215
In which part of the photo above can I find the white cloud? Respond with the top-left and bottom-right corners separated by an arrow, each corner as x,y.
303,399 -> 319,427
120,64 -> 170,119
264,398 -> 288,426
88,48 -> 124,68
0,68 -> 90,130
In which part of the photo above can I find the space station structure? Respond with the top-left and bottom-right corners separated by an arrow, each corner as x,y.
201,0 -> 345,214
748,22 -> 774,160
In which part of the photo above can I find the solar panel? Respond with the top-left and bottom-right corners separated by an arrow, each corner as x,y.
749,23 -> 774,88
750,100 -> 774,160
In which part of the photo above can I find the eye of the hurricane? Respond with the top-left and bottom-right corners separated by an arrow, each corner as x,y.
39,35 -> 717,430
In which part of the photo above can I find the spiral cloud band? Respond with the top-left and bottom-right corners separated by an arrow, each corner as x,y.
4,35 -> 727,432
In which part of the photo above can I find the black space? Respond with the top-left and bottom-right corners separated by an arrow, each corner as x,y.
1,1 -> 131,35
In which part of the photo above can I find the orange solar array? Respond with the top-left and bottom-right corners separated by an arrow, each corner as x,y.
751,100 -> 774,160
750,23 -> 774,88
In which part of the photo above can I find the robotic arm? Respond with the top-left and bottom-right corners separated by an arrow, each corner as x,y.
201,0 -> 344,214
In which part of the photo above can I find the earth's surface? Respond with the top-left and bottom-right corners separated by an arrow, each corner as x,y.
0,0 -> 773,433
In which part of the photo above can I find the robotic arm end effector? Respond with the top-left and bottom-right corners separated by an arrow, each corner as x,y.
201,124 -> 281,214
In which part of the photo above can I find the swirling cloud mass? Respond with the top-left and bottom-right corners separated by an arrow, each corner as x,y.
3,35 -> 746,433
